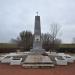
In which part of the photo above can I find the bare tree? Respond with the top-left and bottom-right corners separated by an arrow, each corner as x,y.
42,33 -> 52,51
41,33 -> 61,51
49,23 -> 61,51
10,31 -> 33,51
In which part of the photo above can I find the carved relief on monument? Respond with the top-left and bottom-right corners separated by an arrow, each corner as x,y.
35,35 -> 40,42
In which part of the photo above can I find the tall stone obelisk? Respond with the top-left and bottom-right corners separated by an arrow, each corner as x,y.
31,12 -> 45,53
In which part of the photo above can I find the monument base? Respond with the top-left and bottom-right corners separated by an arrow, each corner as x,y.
22,49 -> 54,68
30,48 -> 45,54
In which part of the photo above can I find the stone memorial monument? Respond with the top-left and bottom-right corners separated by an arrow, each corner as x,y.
22,12 -> 54,68
30,12 -> 45,54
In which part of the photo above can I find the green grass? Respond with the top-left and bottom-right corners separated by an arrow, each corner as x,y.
59,44 -> 75,48
0,43 -> 75,49
0,43 -> 17,49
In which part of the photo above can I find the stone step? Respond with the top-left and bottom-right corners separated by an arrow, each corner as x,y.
22,63 -> 54,68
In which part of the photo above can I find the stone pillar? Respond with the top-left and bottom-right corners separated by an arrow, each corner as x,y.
33,16 -> 42,49
30,14 -> 45,53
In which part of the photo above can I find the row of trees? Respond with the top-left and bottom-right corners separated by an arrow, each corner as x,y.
11,24 -> 61,52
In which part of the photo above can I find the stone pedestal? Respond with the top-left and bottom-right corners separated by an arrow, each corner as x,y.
30,48 -> 45,54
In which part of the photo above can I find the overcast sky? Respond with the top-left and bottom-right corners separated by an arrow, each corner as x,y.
0,0 -> 75,43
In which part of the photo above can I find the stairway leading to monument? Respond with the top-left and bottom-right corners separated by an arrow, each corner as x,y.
22,54 -> 54,68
